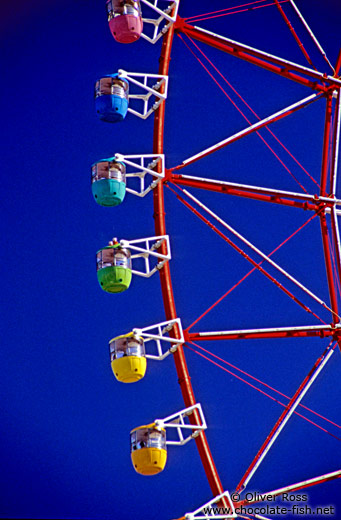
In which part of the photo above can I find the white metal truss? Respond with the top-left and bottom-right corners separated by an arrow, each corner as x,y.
133,318 -> 184,360
140,0 -> 180,44
118,69 -> 168,119
185,491 -> 237,520
154,403 -> 207,445
115,153 -> 164,196
120,235 -> 170,277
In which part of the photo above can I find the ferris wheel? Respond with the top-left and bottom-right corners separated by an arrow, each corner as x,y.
92,1 -> 341,518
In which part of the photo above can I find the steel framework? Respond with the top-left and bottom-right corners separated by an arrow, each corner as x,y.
151,2 -> 341,518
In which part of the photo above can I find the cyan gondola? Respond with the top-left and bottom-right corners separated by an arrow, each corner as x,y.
109,333 -> 146,382
130,424 -> 167,475
95,74 -> 129,122
91,158 -> 126,206
107,0 -> 143,44
96,241 -> 132,293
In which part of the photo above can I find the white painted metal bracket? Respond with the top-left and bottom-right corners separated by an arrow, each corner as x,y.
133,318 -> 184,360
115,153 -> 165,197
140,0 -> 180,44
118,69 -> 168,119
154,403 -> 207,446
185,491 -> 237,520
120,235 -> 170,277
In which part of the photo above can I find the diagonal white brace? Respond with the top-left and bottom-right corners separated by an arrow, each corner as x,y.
155,403 -> 207,446
239,343 -> 336,491
120,235 -> 171,277
140,0 -> 180,44
114,153 -> 165,197
181,188 -> 340,319
118,69 -> 168,119
177,93 -> 321,169
132,318 -> 184,360
289,0 -> 335,72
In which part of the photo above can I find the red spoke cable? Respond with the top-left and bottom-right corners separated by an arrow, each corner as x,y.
166,183 -> 327,326
185,34 -> 320,189
325,116 -> 341,299
186,1 -> 289,24
189,340 -> 341,431
178,34 -> 308,193
328,111 -> 335,193
180,33 -> 320,191
328,233 -> 341,300
184,0 -> 278,21
185,341 -> 341,441
185,209 -> 321,330
175,182 -> 335,320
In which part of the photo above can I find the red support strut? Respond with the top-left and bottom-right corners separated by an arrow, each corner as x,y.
153,22 -> 226,501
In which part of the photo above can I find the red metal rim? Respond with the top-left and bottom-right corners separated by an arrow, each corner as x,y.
152,5 -> 341,508
152,22 -> 226,499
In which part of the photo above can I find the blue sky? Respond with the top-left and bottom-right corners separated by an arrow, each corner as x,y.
1,1 -> 341,519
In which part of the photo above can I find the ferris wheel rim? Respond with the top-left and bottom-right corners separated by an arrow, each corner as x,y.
152,18 -> 227,500
149,3 -> 341,513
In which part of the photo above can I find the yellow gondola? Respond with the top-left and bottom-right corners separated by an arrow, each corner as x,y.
130,424 -> 167,475
109,332 -> 146,383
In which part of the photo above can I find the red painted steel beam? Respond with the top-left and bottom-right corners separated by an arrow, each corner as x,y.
274,0 -> 316,70
153,23 -> 226,500
174,20 -> 341,92
170,173 -> 322,211
318,92 -> 340,343
320,94 -> 334,196
329,91 -> 341,195
330,211 -> 341,297
319,212 -> 340,325
186,328 -> 337,342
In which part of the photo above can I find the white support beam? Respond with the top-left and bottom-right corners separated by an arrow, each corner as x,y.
177,93 -> 321,169
181,188 -> 340,319
155,403 -> 207,446
114,153 -> 165,197
140,0 -> 180,44
289,0 -> 335,72
332,90 -> 341,196
133,318 -> 184,360
118,69 -> 168,119
120,235 -> 171,277
240,345 -> 336,490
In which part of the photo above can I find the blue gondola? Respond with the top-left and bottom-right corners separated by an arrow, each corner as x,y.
95,73 -> 129,122
91,158 -> 126,206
